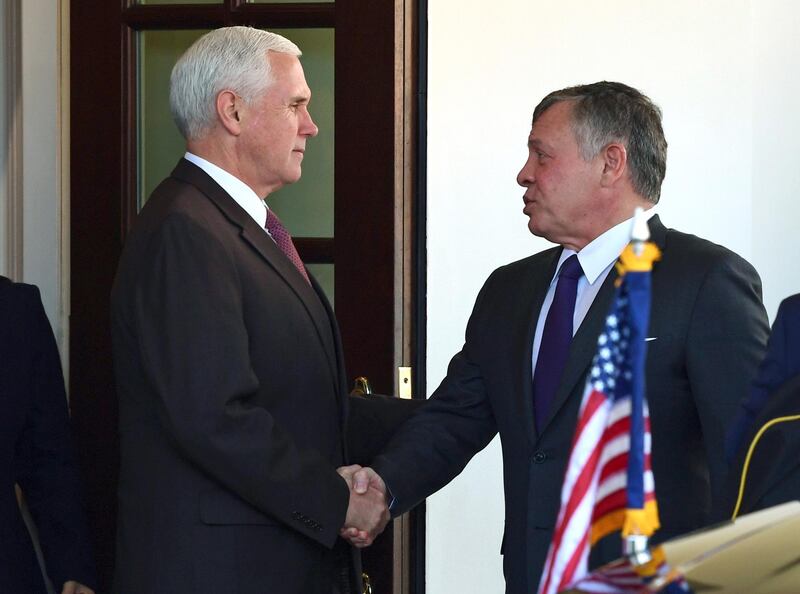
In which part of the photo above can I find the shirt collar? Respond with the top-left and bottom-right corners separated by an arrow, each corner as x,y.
184,152 -> 268,228
556,206 -> 658,285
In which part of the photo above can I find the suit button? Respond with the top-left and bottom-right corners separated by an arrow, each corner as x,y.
533,451 -> 547,464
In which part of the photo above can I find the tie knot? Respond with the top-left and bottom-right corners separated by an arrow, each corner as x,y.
264,209 -> 311,285
265,209 -> 285,234
558,254 -> 583,280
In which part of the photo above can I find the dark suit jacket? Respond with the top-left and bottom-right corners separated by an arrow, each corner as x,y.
726,293 -> 800,458
751,294 -> 800,397
112,159 -> 372,594
372,216 -> 769,594
0,276 -> 96,593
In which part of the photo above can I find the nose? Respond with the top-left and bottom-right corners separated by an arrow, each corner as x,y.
302,108 -> 319,137
517,154 -> 536,187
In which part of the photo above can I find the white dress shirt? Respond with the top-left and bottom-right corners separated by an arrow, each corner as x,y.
184,152 -> 270,232
531,208 -> 657,378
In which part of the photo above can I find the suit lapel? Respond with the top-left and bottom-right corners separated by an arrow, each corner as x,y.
514,249 -> 561,448
239,227 -> 339,381
647,215 -> 668,252
312,276 -> 350,454
170,159 -> 340,387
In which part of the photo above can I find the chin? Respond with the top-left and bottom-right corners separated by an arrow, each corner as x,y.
284,169 -> 302,185
527,218 -> 542,236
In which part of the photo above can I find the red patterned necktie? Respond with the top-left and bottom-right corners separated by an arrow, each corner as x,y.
265,209 -> 310,285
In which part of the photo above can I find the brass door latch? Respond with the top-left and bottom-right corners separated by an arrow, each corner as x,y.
351,376 -> 373,396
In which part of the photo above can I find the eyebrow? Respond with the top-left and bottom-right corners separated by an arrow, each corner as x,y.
528,138 -> 549,151
290,93 -> 311,104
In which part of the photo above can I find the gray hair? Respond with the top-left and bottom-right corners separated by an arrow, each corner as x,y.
532,81 -> 667,203
169,26 -> 301,140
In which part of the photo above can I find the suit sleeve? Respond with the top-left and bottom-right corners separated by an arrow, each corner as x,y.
371,275 -> 500,516
686,251 -> 769,504
726,294 -> 800,461
757,294 -> 800,390
13,285 -> 97,590
132,213 -> 349,548
746,298 -> 797,415
346,394 -> 427,466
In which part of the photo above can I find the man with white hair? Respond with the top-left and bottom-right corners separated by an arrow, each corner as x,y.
111,27 -> 388,594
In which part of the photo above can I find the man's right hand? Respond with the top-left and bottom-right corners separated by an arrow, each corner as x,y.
337,465 -> 389,548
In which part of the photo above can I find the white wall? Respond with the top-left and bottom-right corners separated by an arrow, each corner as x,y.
1,0 -> 67,355
425,1 -> 800,591
751,2 -> 800,320
21,0 -> 63,334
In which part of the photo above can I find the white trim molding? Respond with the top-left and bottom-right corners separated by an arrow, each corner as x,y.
2,0 -> 71,368
58,0 -> 70,382
3,0 -> 23,281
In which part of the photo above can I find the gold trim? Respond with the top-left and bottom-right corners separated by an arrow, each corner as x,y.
732,414 -> 800,519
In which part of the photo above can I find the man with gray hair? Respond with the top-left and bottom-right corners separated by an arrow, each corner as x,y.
345,81 -> 769,592
111,26 -> 388,594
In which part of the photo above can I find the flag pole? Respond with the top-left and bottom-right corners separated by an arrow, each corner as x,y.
621,206 -> 658,567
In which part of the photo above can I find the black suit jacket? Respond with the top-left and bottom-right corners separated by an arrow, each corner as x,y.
372,216 -> 769,594
112,159 -> 369,594
0,277 -> 96,593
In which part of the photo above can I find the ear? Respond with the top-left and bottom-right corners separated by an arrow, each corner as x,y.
216,90 -> 243,136
600,143 -> 627,188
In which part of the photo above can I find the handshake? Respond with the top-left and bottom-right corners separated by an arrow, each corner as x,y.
337,465 -> 391,548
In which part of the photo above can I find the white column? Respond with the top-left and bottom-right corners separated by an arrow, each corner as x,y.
21,0 -> 67,347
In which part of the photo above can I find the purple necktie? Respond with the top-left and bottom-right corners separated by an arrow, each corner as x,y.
533,254 -> 584,433
265,209 -> 310,284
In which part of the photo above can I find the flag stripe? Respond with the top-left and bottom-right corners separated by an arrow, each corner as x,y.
540,393 -> 608,594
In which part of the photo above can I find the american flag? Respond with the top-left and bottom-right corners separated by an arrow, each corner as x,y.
537,241 -> 662,594
567,545 -> 694,594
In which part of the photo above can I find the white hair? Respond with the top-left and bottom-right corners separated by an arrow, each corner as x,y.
169,26 -> 301,140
